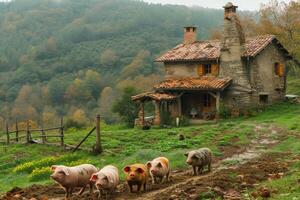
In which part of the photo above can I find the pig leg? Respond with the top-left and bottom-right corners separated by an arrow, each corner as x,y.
89,182 -> 94,193
208,162 -> 212,172
192,166 -> 197,176
151,173 -> 155,184
63,187 -> 69,198
143,183 -> 147,192
78,186 -> 86,195
128,183 -> 133,193
69,188 -> 74,196
166,170 -> 170,182
198,166 -> 203,174
158,177 -> 163,183
137,183 -> 142,192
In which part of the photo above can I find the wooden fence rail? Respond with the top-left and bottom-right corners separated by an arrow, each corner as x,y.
3,114 -> 103,155
5,118 -> 64,148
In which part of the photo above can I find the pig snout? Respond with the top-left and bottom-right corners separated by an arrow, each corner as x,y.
130,173 -> 135,177
96,183 -> 102,188
186,160 -> 192,165
151,169 -> 157,175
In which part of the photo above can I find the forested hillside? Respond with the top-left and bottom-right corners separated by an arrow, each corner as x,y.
0,0 -> 225,126
0,0 -> 299,128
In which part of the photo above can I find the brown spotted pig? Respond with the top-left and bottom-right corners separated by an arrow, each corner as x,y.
146,157 -> 170,184
50,164 -> 97,198
123,163 -> 148,193
90,165 -> 119,199
185,148 -> 212,175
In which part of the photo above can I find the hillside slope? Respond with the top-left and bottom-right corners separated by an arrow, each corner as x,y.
0,0 -> 226,124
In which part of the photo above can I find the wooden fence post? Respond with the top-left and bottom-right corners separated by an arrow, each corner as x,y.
41,122 -> 45,144
60,117 -> 64,149
93,114 -> 102,154
6,123 -> 9,145
15,119 -> 19,142
26,120 -> 30,144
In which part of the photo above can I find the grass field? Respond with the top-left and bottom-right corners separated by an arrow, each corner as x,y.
0,102 -> 300,197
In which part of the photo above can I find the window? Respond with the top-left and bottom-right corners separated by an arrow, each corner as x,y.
259,95 -> 268,104
198,63 -> 218,77
204,94 -> 212,107
274,62 -> 280,76
274,62 -> 284,77
204,64 -> 212,74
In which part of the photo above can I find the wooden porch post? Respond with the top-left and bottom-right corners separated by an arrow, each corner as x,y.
216,91 -> 221,119
141,101 -> 145,127
153,101 -> 161,126
177,97 -> 182,116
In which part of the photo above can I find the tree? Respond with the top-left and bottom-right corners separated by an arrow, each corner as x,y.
83,70 -> 102,99
257,0 -> 300,60
98,87 -> 118,123
121,50 -> 152,79
112,87 -> 139,127
100,49 -> 118,67
48,78 -> 69,105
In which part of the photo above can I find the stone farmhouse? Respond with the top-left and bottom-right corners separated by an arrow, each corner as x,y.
132,2 -> 293,126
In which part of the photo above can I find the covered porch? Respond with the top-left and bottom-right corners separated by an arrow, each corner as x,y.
132,76 -> 232,127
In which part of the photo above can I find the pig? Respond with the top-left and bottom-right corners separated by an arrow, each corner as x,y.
184,148 -> 212,176
90,165 -> 119,199
146,157 -> 170,184
123,163 -> 149,193
50,164 -> 98,198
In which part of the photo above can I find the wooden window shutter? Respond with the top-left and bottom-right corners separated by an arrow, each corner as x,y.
211,64 -> 219,76
197,64 -> 205,76
278,63 -> 285,77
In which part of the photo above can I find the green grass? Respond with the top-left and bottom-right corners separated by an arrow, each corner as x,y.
0,102 -> 299,194
287,76 -> 300,96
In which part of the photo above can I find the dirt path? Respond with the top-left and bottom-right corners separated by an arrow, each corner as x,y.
1,124 -> 291,200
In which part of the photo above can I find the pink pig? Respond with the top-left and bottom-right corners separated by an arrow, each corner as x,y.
50,164 -> 97,198
90,165 -> 119,199
146,157 -> 170,184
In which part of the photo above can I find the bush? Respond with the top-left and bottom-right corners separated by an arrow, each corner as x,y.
29,167 -> 52,182
65,118 -> 86,129
218,104 -> 230,118
13,154 -> 81,174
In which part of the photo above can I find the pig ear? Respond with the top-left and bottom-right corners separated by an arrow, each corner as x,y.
184,152 -> 189,157
136,168 -> 145,174
51,165 -> 57,171
157,162 -> 163,168
123,166 -> 130,173
90,174 -> 98,182
146,161 -> 152,169
62,168 -> 70,176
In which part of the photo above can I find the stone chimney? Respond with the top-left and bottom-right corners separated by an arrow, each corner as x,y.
183,26 -> 197,44
222,2 -> 245,47
219,2 -> 251,109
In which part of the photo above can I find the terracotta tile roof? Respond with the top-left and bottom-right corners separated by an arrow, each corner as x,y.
155,35 -> 277,62
154,77 -> 232,91
132,92 -> 178,101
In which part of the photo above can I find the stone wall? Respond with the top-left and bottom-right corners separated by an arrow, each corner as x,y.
249,43 -> 286,104
219,11 -> 252,109
165,62 -> 200,78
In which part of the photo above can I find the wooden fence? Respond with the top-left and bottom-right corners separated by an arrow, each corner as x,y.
2,114 -> 103,154
5,118 -> 64,147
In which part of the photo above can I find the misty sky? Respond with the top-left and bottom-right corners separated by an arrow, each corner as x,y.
142,0 -> 292,11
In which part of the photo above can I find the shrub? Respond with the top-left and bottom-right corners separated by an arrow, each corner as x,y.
218,104 -> 230,118
65,118 -> 86,129
13,154 -> 81,174
29,167 -> 52,182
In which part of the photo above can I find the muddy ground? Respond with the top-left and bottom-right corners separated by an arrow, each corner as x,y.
1,125 -> 295,200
